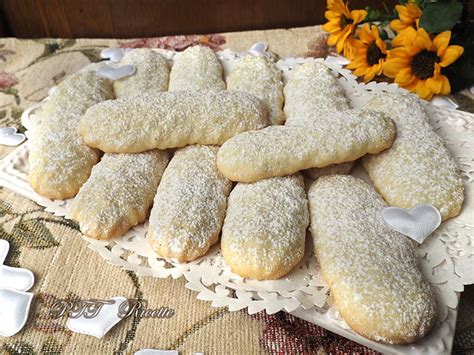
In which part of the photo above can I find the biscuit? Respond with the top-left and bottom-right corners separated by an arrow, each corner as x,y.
71,150 -> 169,240
147,145 -> 232,262
284,62 -> 353,179
227,56 -> 284,125
217,109 -> 395,182
28,71 -> 114,199
308,175 -> 437,344
284,62 -> 349,127
79,90 -> 269,153
113,48 -> 170,98
221,174 -> 309,280
362,93 -> 464,220
169,46 -> 225,91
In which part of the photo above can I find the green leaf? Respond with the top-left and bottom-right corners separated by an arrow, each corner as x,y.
419,0 -> 463,33
12,219 -> 59,249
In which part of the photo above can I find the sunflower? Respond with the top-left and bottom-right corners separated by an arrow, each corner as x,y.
322,0 -> 367,58
390,1 -> 422,33
346,24 -> 387,82
383,27 -> 464,100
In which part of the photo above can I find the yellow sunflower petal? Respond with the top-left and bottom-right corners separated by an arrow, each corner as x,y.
357,23 -> 372,43
384,59 -> 409,78
433,31 -> 451,56
393,27 -> 417,47
323,21 -> 340,33
351,9 -> 367,23
395,68 -> 416,86
440,75 -> 451,95
390,19 -> 407,33
414,28 -> 432,50
415,80 -> 433,100
426,77 -> 443,93
439,45 -> 464,67
327,33 -> 340,47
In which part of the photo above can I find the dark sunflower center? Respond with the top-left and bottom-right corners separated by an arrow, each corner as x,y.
411,49 -> 440,80
340,15 -> 353,29
366,42 -> 385,66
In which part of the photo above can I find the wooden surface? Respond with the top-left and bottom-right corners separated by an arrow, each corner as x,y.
1,0 -> 404,38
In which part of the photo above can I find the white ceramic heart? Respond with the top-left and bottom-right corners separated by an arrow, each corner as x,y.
382,205 -> 442,244
248,42 -> 268,56
66,296 -> 127,338
0,239 -> 9,264
0,288 -> 34,337
96,65 -> 136,81
0,127 -> 26,146
0,265 -> 35,292
100,48 -> 133,62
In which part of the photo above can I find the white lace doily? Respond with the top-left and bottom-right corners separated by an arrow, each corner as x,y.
0,48 -> 472,354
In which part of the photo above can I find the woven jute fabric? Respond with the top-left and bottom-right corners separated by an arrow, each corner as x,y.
0,26 -> 472,354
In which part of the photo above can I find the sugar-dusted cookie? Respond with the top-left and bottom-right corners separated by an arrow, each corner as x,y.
169,46 -> 225,91
221,174 -> 309,280
113,49 -> 170,98
363,93 -> 464,220
147,146 -> 232,262
284,62 -> 353,179
217,109 -> 395,182
227,56 -> 284,125
71,150 -> 169,240
79,90 -> 269,153
308,175 -> 437,344
29,71 -> 114,199
284,62 -> 349,127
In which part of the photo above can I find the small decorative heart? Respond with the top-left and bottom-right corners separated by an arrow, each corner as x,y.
66,296 -> 127,338
0,289 -> 34,337
0,127 -> 26,146
248,42 -> 268,56
382,205 -> 442,244
96,65 -> 136,81
0,266 -> 35,292
0,239 -> 35,292
100,48 -> 133,62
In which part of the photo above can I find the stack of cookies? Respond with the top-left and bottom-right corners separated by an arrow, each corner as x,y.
28,46 -> 465,344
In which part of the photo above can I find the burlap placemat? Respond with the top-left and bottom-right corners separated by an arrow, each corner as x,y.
0,26 -> 472,354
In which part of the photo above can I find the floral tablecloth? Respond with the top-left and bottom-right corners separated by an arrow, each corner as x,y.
0,26 -> 473,354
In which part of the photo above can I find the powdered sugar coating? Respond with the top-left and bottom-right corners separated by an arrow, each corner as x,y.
362,93 -> 464,220
29,71 -> 113,199
217,109 -> 395,182
284,62 -> 353,179
308,175 -> 437,344
169,46 -> 225,91
221,174 -> 309,280
284,62 -> 349,127
79,90 -> 269,153
227,56 -> 284,125
71,150 -> 169,240
113,49 -> 170,98
41,71 -> 114,124
147,146 -> 232,262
